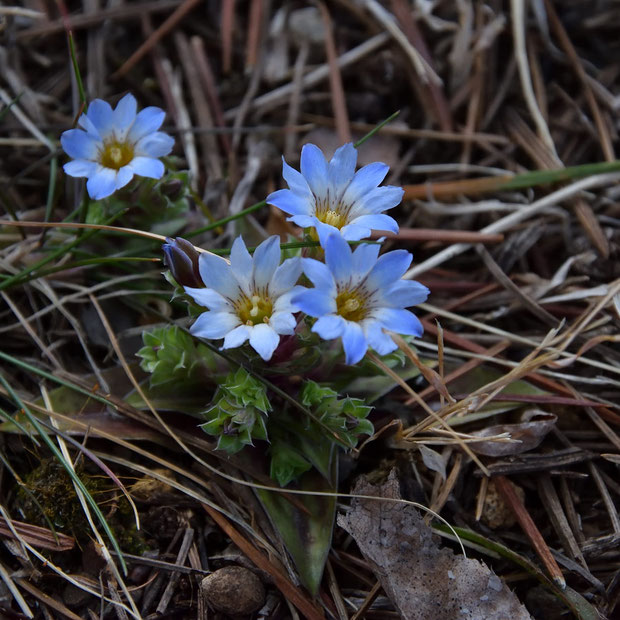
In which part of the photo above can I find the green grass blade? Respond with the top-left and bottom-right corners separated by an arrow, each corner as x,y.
354,110 -> 400,148
185,200 -> 267,238
67,30 -> 86,107
500,160 -> 620,191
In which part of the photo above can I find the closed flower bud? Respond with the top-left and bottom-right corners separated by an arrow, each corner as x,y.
163,237 -> 204,288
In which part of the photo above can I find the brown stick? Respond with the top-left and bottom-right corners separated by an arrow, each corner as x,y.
494,476 -> 566,589
112,0 -> 202,79
370,228 -> 504,244
318,2 -> 351,144
543,0 -> 615,162
402,175 -> 515,199
17,0 -> 182,40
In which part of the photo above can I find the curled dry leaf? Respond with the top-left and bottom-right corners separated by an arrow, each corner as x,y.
469,409 -> 557,457
419,444 -> 447,481
338,470 -> 531,620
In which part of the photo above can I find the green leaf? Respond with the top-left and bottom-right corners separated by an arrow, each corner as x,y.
299,380 -> 373,449
269,439 -> 312,487
199,367 -> 272,453
257,455 -> 337,595
124,384 -> 208,416
226,367 -> 271,413
137,325 -> 218,388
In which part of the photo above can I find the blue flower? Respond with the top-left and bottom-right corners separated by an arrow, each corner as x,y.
292,234 -> 429,364
266,143 -> 403,245
61,94 -> 174,200
184,236 -> 305,361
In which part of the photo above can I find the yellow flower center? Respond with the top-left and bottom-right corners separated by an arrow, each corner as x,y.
320,208 -> 346,229
315,193 -> 350,230
336,289 -> 367,322
100,141 -> 134,170
238,294 -> 273,326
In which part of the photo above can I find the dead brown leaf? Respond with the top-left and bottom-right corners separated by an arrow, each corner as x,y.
469,409 -> 557,457
338,470 -> 531,620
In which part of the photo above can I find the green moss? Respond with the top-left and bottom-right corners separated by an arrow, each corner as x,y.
15,458 -> 148,554
16,459 -> 102,532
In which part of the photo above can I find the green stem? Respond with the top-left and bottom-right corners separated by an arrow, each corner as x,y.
354,110 -> 400,148
67,30 -> 86,107
185,200 -> 266,238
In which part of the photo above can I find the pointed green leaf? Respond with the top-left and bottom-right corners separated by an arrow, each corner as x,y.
257,455 -> 337,594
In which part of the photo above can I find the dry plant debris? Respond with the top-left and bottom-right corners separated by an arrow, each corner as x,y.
338,470 -> 532,620
0,0 -> 619,618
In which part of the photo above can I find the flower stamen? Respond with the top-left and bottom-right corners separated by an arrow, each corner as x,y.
100,141 -> 134,170
336,289 -> 367,322
239,293 -> 273,325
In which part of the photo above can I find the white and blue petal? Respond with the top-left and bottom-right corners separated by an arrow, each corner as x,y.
338,222 -> 372,242
63,159 -> 98,178
266,189 -> 311,216
312,315 -> 345,340
115,165 -> 135,190
281,158 -> 314,202
135,132 -> 175,158
300,143 -> 329,200
363,320 -> 398,355
292,288 -> 335,317
351,241 -> 381,280
230,236 -> 253,295
270,257 -> 302,298
249,324 -> 280,361
61,129 -> 100,160
112,93 -> 137,138
328,143 -> 357,198
86,167 -> 118,200
191,310 -> 240,339
342,321 -> 367,365
288,213 -> 322,229
313,221 -> 341,247
269,311 -> 296,334
301,258 -> 335,293
77,113 -> 103,139
373,307 -> 424,337
348,185 -> 403,216
365,249 -> 412,292
86,99 -> 114,137
273,285 -> 306,313
197,253 -> 242,300
184,286 -> 230,311
252,236 -> 280,291
127,156 -> 164,179
222,324 -> 250,349
128,107 -> 166,142
345,213 -> 398,237
381,280 -> 429,307
323,233 -> 353,284
340,162 -> 389,207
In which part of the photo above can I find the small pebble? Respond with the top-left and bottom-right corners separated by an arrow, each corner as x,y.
201,566 -> 265,616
